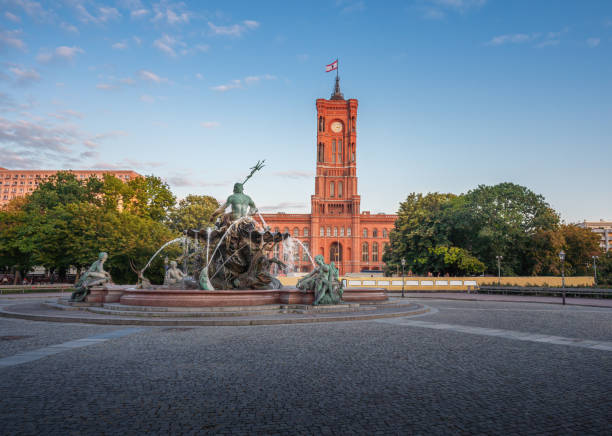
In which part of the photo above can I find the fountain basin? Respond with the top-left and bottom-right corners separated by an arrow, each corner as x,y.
84,286 -> 388,307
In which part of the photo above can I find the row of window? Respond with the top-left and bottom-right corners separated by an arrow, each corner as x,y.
2,173 -> 132,180
361,242 -> 389,262
272,226 -> 391,239
316,142 -> 356,163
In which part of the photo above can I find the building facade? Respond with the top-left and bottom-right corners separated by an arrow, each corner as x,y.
261,78 -> 397,275
578,220 -> 611,252
0,168 -> 140,207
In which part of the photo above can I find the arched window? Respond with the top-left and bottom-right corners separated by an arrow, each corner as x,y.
327,227 -> 331,237
372,228 -> 378,238
362,242 -> 369,262
318,143 -> 325,163
332,140 -> 336,163
273,244 -> 279,258
372,242 -> 379,262
340,227 -> 344,237
347,227 -> 352,236
330,182 -> 335,197
382,229 -> 388,238
320,227 -> 324,237
333,227 -> 338,236
303,228 -> 309,237
283,227 -> 289,234
318,116 -> 323,132
293,228 -> 299,237
351,116 -> 355,130
351,143 -> 355,162
274,227 -> 279,233
338,181 -> 343,198
363,228 -> 368,238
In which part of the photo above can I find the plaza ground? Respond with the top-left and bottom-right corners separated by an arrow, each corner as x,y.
0,296 -> 610,435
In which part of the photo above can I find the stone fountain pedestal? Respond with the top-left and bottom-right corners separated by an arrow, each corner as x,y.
82,285 -> 388,307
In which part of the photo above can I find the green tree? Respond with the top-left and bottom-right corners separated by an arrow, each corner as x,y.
559,224 -> 601,276
168,194 -> 219,232
383,192 -> 459,275
0,203 -> 36,284
122,175 -> 176,222
594,251 -> 612,286
25,171 -> 103,213
451,183 -> 560,275
384,183 -> 564,277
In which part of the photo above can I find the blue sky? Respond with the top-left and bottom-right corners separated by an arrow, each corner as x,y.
1,0 -> 611,222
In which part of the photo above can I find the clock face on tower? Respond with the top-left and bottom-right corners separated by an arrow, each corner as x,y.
330,121 -> 343,133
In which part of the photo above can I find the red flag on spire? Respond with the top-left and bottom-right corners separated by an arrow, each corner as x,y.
325,59 -> 338,72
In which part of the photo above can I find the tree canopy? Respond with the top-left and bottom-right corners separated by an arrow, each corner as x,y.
0,172 -> 187,284
383,183 -> 603,278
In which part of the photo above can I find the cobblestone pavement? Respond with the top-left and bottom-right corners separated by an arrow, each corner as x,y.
0,298 -> 610,435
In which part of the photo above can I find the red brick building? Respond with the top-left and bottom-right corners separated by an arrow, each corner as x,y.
260,78 -> 396,275
0,168 -> 140,207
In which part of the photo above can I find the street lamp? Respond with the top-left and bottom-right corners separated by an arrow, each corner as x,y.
559,250 -> 566,305
401,258 -> 406,298
592,255 -> 599,286
495,255 -> 503,286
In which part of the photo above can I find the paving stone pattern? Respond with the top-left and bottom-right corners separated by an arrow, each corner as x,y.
0,299 -> 611,435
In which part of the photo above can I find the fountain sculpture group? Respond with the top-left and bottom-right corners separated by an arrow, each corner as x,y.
70,162 -> 346,306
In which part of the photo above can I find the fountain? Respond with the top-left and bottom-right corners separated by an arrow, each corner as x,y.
67,161 -> 388,308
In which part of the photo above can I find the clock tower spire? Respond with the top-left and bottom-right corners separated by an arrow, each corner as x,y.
310,78 -> 360,273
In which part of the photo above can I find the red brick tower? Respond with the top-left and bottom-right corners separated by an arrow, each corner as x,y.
261,77 -> 396,276
310,77 -> 361,274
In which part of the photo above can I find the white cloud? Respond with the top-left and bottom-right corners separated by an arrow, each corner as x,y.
211,79 -> 241,92
119,77 -> 135,85
140,94 -> 155,103
0,29 -> 26,51
418,0 -> 486,20
6,0 -> 52,22
200,121 -> 219,128
153,33 -> 185,56
587,37 -> 600,47
535,39 -> 560,48
258,202 -> 307,212
37,46 -> 84,63
60,22 -> 79,33
138,69 -> 168,83
8,66 -> 41,85
131,9 -> 149,18
96,83 -> 117,90
195,73 -> 203,80
485,33 -> 534,46
337,0 -> 366,14
208,20 -> 260,37
152,1 -> 191,25
273,170 -> 313,179
0,116 -> 77,152
48,109 -> 84,120
211,74 -> 275,92
133,36 -> 142,46
112,41 -> 128,50
74,4 -> 121,24
4,12 -> 21,22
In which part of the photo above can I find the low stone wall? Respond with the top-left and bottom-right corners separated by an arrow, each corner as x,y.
278,275 -> 595,290
84,286 -> 388,307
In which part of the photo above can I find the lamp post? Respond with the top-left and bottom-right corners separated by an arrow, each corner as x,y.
592,255 -> 599,286
401,258 -> 406,298
495,255 -> 503,286
559,250 -> 566,305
